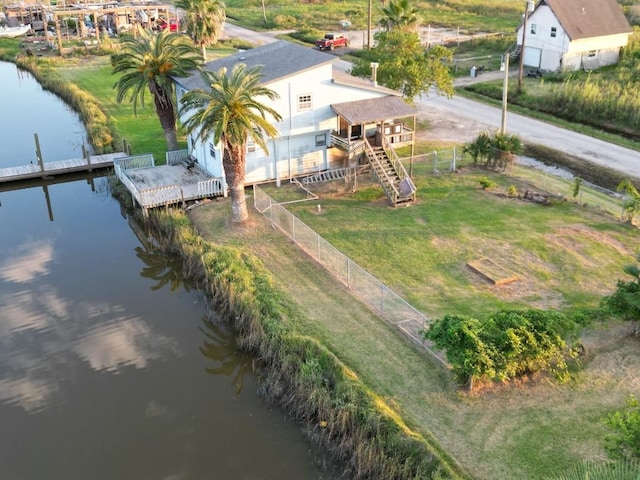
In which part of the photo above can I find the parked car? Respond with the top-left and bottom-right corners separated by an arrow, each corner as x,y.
156,18 -> 179,32
315,33 -> 349,50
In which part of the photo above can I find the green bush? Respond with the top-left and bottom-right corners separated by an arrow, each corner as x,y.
424,309 -> 579,389
478,176 -> 496,189
606,395 -> 640,462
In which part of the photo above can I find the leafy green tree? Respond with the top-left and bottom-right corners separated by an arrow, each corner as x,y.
351,29 -> 454,100
380,0 -> 420,31
175,0 -> 226,61
606,395 -> 640,461
180,64 -> 282,223
111,29 -> 202,151
616,178 -> 640,224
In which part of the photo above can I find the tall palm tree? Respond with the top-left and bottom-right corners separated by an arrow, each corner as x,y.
175,0 -> 225,61
180,64 -> 282,223
111,28 -> 202,151
380,0 -> 421,31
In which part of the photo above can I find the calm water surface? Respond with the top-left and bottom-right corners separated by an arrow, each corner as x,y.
0,61 -> 325,480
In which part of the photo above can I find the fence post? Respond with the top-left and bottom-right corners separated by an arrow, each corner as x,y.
433,150 -> 438,175
452,146 -> 456,172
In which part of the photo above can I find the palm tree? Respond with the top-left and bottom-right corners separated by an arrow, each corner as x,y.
175,0 -> 226,61
380,0 -> 421,31
180,64 -> 282,223
111,28 -> 202,151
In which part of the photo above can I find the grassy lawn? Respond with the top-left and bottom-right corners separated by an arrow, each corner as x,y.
189,171 -> 640,479
50,56 -> 172,160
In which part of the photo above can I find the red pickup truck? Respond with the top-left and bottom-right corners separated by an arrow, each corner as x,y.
315,33 -> 349,51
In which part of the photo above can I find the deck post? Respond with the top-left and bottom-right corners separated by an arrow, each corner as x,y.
34,133 -> 45,173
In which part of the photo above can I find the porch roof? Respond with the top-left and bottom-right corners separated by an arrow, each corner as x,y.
330,96 -> 416,125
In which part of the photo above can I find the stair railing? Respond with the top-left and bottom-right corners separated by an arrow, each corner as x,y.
364,138 -> 401,205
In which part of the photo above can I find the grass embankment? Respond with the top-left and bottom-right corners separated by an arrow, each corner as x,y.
143,208 -> 466,480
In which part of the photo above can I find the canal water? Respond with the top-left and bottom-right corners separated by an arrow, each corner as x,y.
0,61 -> 325,479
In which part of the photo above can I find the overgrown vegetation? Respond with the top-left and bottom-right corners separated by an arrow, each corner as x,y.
423,309 -> 581,390
602,251 -> 640,335
606,395 -> 640,462
144,210 -> 466,480
224,0 -> 522,32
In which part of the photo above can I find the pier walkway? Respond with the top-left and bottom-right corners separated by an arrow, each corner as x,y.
0,152 -> 127,184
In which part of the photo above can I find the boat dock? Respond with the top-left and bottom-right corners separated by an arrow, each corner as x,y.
0,152 -> 127,184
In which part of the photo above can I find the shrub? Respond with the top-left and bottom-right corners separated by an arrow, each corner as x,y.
478,176 -> 496,189
423,309 -> 578,390
606,395 -> 640,462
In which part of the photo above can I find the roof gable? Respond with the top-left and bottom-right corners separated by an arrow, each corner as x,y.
177,41 -> 335,91
541,0 -> 632,40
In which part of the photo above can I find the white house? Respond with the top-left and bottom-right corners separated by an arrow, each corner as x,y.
174,41 -> 416,187
516,0 -> 632,72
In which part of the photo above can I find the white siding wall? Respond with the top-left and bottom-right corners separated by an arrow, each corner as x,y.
518,5 -> 569,70
518,6 -> 628,71
177,63 -> 392,185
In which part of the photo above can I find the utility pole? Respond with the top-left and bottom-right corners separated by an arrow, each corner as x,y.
367,0 -> 372,49
501,54 -> 509,134
517,0 -> 534,95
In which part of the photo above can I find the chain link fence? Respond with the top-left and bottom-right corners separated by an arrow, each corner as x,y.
253,185 -> 447,367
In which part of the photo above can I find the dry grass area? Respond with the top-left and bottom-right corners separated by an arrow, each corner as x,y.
189,193 -> 640,480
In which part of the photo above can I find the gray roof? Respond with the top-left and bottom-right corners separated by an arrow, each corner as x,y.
176,41 -> 335,91
331,96 -> 416,124
540,0 -> 632,40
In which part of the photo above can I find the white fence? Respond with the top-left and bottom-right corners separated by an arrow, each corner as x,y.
253,185 -> 447,367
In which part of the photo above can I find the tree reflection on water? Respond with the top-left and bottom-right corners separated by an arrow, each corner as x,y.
199,315 -> 253,395
135,245 -> 196,292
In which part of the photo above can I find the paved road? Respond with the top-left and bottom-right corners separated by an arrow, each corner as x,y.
221,23 -> 640,179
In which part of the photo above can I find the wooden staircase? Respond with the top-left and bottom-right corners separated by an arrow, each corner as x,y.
364,139 -> 416,207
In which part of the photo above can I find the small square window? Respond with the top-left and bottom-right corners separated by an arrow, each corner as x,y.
315,134 -> 326,147
530,23 -> 536,34
550,26 -> 557,38
247,139 -> 256,153
298,94 -> 312,111
209,143 -> 216,159
588,50 -> 596,57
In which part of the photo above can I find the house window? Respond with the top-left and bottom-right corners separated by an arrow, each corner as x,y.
530,23 -> 536,35
588,50 -> 597,57
315,134 -> 326,147
550,26 -> 557,38
247,138 -> 256,153
209,143 -> 216,159
298,94 -> 312,111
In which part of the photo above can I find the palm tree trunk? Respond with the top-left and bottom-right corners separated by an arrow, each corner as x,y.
153,91 -> 179,151
222,143 -> 249,223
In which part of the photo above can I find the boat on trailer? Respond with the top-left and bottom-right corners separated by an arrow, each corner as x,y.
0,24 -> 31,38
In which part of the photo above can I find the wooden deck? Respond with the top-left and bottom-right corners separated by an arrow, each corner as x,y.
114,154 -> 224,216
0,152 -> 126,184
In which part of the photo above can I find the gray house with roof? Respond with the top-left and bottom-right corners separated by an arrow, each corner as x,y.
517,0 -> 632,71
174,41 -> 416,189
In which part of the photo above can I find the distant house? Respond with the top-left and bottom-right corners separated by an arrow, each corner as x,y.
516,0 -> 632,72
174,41 -> 416,203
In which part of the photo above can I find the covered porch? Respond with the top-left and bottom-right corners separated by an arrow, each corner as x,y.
330,96 -> 417,160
